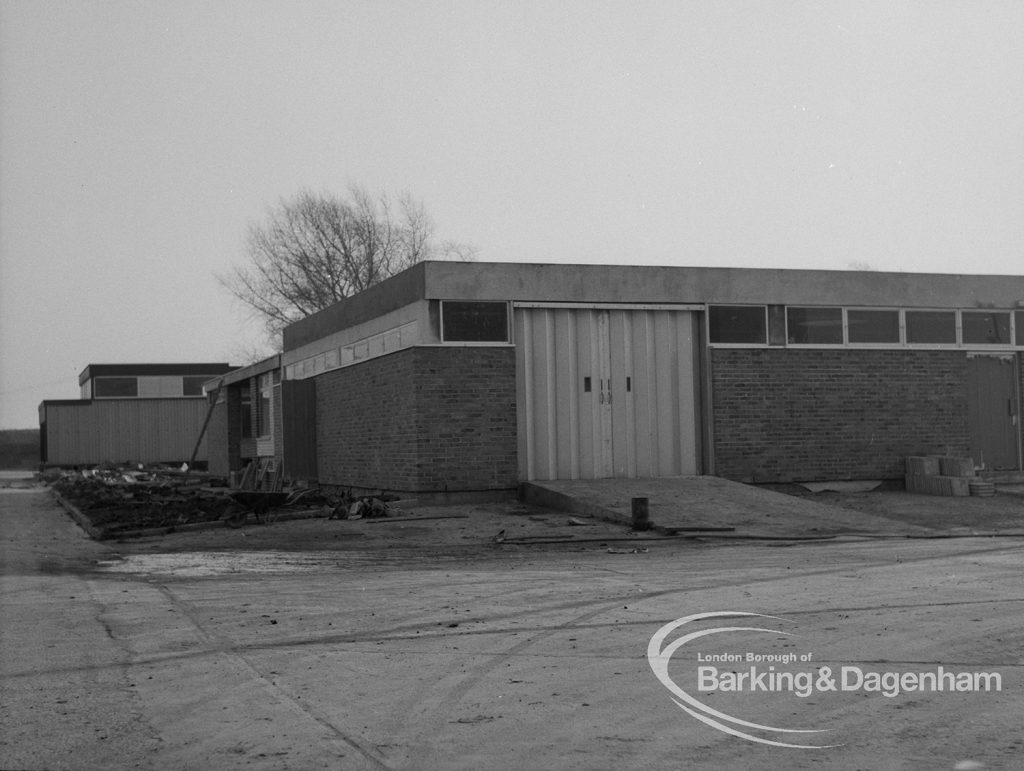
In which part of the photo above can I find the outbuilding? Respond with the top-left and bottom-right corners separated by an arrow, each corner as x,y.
39,363 -> 235,467
215,262 -> 1024,495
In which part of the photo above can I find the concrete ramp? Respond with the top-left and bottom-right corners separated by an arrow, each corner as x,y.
520,476 -> 928,538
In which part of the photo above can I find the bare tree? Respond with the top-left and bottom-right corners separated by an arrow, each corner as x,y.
219,187 -> 476,341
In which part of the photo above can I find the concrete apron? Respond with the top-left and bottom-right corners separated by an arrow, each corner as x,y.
520,476 -> 931,539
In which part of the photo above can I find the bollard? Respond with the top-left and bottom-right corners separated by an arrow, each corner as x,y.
632,497 -> 650,531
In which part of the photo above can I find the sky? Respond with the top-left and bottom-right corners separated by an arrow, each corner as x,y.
2,0 -> 1023,429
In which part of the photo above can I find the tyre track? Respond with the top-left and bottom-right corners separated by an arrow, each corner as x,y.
123,579 -> 395,770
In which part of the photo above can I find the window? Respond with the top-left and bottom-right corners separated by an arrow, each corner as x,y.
767,305 -> 787,346
441,301 -> 509,342
906,311 -> 956,344
709,305 -> 767,344
93,377 -> 138,398
240,384 -> 253,439
962,311 -> 1011,345
786,307 -> 843,344
182,376 -> 208,396
703,305 -> 1023,349
256,374 -> 272,437
847,310 -> 900,344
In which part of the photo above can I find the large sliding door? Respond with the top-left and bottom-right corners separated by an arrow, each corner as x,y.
516,306 -> 700,480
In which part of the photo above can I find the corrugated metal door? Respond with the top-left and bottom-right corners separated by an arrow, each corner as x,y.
967,354 -> 1020,470
515,306 -> 699,480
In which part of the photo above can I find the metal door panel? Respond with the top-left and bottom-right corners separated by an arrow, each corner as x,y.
576,309 -> 601,478
516,306 -> 699,480
967,354 -> 1020,470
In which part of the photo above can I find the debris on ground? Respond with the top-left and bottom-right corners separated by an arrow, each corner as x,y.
49,465 -> 338,536
328,496 -> 394,520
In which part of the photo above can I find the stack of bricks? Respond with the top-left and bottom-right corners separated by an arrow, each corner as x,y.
905,456 -> 975,496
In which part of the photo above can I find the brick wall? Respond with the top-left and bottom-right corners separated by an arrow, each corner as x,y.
411,347 -> 518,491
315,346 -> 517,492
710,349 -> 973,482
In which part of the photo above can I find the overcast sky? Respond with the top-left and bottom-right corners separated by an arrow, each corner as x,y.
2,1 -> 1022,429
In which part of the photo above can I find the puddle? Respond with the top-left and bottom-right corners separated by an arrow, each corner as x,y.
97,551 -> 341,577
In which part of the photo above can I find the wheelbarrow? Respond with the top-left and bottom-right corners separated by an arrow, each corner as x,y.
223,490 -> 292,527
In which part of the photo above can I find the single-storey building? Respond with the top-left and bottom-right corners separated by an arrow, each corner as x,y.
208,262 -> 1024,494
204,355 -> 284,482
39,363 -> 235,467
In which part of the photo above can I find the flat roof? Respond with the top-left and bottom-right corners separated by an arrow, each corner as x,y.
79,363 -> 235,386
208,354 -> 282,388
283,262 -> 1024,350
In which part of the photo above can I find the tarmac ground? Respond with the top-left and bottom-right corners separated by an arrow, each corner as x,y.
2,475 -> 1023,770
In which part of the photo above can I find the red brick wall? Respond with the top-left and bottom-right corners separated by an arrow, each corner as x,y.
315,346 -> 517,492
710,349 -> 974,482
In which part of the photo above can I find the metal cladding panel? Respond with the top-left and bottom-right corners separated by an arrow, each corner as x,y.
516,307 -> 699,481
43,399 -> 210,465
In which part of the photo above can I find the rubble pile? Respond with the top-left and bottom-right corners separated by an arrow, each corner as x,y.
52,468 -> 238,533
51,466 -> 336,535
329,495 -> 394,520
48,465 -> 405,537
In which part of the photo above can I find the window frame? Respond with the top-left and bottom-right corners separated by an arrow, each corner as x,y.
256,373 -> 273,439
92,376 -> 139,398
845,308 -> 902,346
961,310 -> 1012,346
785,306 -> 844,346
707,304 -> 769,346
905,309 -> 959,347
439,300 -> 511,344
704,306 -> 1022,350
181,376 -> 209,396
240,383 -> 253,440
